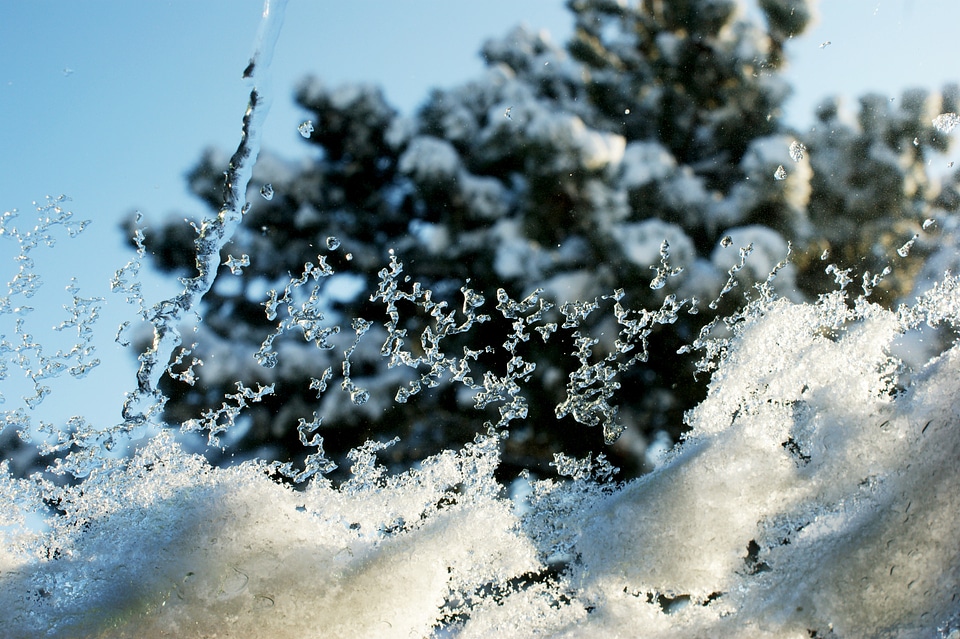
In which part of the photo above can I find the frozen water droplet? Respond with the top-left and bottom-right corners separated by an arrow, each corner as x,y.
720,235 -> 733,248
350,389 -> 370,405
504,106 -> 512,120
820,249 -> 830,261
933,113 -> 960,134
923,218 -> 936,230
624,108 -> 630,115
325,236 -> 341,250
897,234 -> 918,258
913,137 -> 920,147
259,184 -> 274,200
223,254 -> 250,275
298,120 -> 314,138
774,165 -> 787,180
345,253 -> 353,261
789,141 -> 806,162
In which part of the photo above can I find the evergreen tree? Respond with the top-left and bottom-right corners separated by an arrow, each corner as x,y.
135,0 -> 960,479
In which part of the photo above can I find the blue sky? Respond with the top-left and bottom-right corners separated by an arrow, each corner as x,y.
1,0 -> 959,432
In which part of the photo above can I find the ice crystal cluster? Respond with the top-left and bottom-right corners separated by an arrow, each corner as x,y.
2,1 -> 960,638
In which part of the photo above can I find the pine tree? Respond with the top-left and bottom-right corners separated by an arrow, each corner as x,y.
135,0 -> 960,479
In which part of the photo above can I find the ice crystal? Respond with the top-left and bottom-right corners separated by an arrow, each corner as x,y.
788,140 -> 806,162
223,253 -> 250,275
898,233 -> 919,258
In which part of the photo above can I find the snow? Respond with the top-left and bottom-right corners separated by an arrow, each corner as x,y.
619,141 -> 677,190
5,235 -> 960,636
525,111 -> 626,172
398,135 -> 462,182
3,2 -> 960,637
458,171 -> 513,220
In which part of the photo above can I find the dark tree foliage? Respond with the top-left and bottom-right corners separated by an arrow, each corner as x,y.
133,0 -> 960,480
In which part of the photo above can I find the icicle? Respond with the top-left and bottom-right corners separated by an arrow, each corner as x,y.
122,0 -> 289,433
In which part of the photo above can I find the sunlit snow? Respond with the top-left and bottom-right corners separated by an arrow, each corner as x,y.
2,1 -> 960,638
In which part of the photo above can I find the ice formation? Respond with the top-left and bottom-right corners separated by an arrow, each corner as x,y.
3,243 -> 960,637
2,2 -> 960,638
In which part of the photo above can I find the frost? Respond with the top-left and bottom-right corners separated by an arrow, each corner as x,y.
0,197 -> 99,415
259,183 -> 274,200
773,164 -> 787,180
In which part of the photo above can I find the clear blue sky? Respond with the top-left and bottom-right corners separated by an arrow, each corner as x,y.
1,0 -> 959,432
